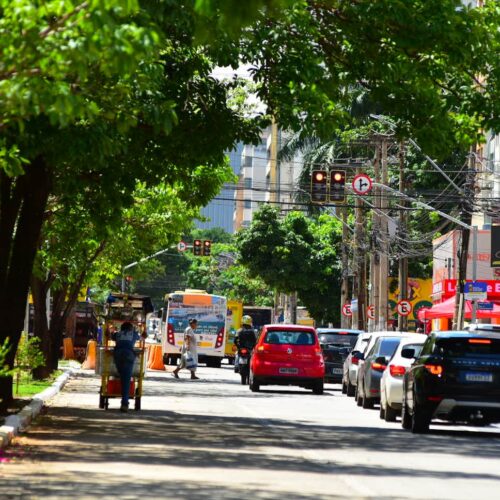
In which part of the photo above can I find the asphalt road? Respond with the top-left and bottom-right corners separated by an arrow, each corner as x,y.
2,364 -> 500,499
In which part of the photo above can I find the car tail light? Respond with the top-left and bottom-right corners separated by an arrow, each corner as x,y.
425,364 -> 443,376
240,348 -> 248,355
215,329 -> 224,348
315,347 -> 323,357
389,365 -> 406,377
352,355 -> 360,365
469,338 -> 491,344
427,396 -> 443,402
167,324 -> 175,345
371,362 -> 386,372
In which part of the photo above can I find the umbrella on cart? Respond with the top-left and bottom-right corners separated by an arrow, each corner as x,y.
417,296 -> 500,321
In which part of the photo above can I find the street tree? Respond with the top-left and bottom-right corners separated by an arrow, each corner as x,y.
236,205 -> 343,324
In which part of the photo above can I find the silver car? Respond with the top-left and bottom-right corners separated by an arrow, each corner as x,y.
342,332 -> 370,396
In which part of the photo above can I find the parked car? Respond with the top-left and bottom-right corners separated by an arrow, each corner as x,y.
342,332 -> 371,396
379,336 -> 427,421
249,324 -> 325,394
402,331 -> 500,433
317,328 -> 363,384
356,334 -> 411,409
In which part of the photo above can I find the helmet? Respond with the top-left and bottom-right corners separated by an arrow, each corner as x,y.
242,315 -> 252,326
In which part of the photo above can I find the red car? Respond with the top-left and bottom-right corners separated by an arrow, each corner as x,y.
249,324 -> 325,394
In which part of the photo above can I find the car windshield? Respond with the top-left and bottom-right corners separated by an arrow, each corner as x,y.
435,337 -> 500,357
318,333 -> 358,348
378,338 -> 402,357
264,330 -> 315,345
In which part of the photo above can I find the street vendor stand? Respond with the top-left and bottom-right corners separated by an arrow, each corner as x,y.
96,293 -> 154,410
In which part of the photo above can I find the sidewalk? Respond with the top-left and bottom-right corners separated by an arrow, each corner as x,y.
0,364 -> 77,449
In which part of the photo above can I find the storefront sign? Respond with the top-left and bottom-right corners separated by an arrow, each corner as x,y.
435,279 -> 500,299
492,224 -> 500,267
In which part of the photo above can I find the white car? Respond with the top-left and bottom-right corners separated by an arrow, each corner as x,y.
379,335 -> 427,422
342,332 -> 371,396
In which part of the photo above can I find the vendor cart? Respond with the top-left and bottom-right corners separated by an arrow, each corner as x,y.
96,293 -> 153,410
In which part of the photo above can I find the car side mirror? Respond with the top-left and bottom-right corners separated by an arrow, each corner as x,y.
401,347 -> 415,359
374,356 -> 387,365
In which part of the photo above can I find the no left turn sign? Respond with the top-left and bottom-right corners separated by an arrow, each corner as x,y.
352,174 -> 373,195
397,300 -> 412,317
342,304 -> 352,317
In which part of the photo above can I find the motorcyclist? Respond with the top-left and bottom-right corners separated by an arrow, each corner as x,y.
235,315 -> 257,351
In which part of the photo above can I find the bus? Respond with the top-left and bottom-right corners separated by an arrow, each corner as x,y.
161,289 -> 227,368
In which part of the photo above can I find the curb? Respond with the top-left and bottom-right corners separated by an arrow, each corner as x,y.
0,368 -> 75,450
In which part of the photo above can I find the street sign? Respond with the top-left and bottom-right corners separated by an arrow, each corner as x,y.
367,305 -> 375,320
342,303 -> 352,317
478,302 -> 494,311
351,298 -> 358,312
177,241 -> 187,252
397,300 -> 413,317
464,281 -> 487,301
352,174 -> 373,195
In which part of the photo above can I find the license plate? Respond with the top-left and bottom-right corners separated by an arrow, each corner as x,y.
279,367 -> 298,374
332,368 -> 343,375
239,358 -> 248,365
465,372 -> 493,383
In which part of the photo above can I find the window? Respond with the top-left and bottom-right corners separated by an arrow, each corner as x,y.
244,200 -> 252,209
244,156 -> 252,168
244,177 -> 252,189
377,338 -> 401,358
264,330 -> 315,345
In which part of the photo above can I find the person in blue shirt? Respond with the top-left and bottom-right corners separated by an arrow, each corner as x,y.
113,321 -> 145,412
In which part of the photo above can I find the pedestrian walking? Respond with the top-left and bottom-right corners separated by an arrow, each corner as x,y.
113,321 -> 145,412
173,318 -> 199,380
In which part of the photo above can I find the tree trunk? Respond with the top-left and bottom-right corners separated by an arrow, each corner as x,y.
0,157 -> 52,406
31,274 -> 53,380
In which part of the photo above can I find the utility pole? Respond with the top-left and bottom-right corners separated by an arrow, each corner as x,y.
352,195 -> 366,331
452,149 -> 476,330
398,142 -> 408,332
369,148 -> 381,332
340,207 -> 350,328
378,140 -> 389,331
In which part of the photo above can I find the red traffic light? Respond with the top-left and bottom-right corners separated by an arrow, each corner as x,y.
193,239 -> 202,256
330,170 -> 346,203
203,240 -> 212,256
311,170 -> 328,203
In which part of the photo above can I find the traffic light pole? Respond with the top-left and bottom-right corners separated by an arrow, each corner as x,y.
121,247 -> 175,292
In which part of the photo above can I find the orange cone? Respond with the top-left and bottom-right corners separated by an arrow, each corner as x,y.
82,340 -> 97,369
148,344 -> 165,371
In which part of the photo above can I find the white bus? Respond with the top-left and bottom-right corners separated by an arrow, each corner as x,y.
161,289 -> 227,368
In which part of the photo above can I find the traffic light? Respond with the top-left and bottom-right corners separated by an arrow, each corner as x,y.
193,239 -> 202,256
330,170 -> 346,203
311,170 -> 328,203
203,240 -> 212,256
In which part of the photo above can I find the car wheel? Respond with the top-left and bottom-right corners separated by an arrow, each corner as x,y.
346,378 -> 355,397
379,403 -> 386,420
341,381 -> 347,394
356,389 -> 363,407
411,402 -> 430,434
385,404 -> 398,422
249,372 -> 260,392
362,396 -> 374,409
312,380 -> 324,395
401,393 -> 412,430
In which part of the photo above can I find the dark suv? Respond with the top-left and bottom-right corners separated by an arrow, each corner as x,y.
317,328 -> 362,383
402,331 -> 500,433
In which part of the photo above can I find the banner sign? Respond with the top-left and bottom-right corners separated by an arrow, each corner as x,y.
492,224 -> 500,267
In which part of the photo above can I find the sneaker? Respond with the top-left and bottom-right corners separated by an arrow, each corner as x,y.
120,404 -> 129,413
172,372 -> 179,379
191,376 -> 200,380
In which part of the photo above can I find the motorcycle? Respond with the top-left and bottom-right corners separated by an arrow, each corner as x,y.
238,347 -> 252,385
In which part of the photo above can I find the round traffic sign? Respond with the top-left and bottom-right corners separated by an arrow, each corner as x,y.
177,241 -> 187,252
342,303 -> 352,317
367,305 -> 375,320
397,300 -> 413,317
352,174 -> 373,195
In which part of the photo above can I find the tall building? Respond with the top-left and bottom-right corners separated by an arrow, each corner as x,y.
196,143 -> 243,234
233,129 -> 270,231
